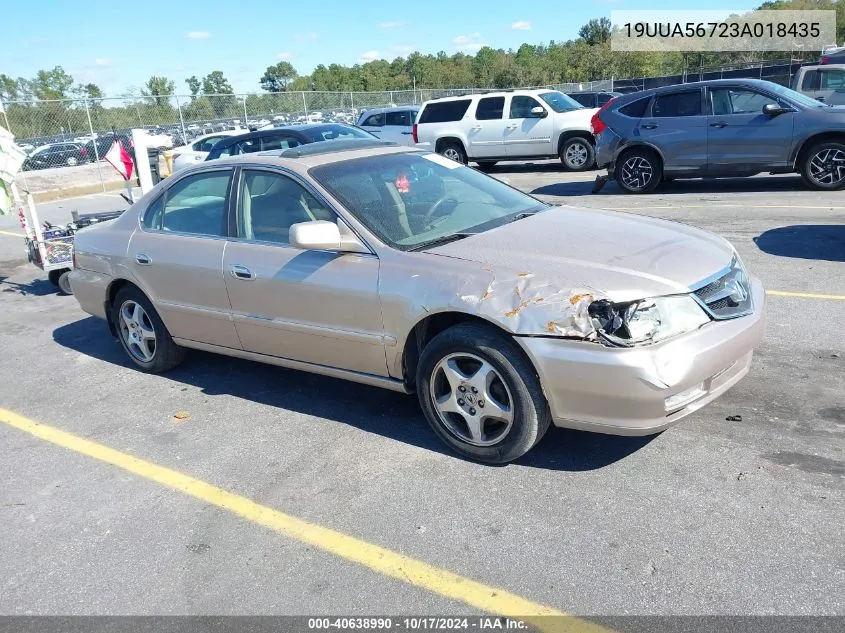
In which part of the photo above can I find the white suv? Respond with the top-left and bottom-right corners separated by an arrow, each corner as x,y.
413,89 -> 598,170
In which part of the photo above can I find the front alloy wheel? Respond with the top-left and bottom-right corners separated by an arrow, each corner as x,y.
429,353 -> 514,447
802,142 -> 845,190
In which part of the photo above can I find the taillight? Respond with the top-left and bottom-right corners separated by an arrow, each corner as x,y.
80,148 -> 88,155
412,123 -> 418,144
821,56 -> 830,64
590,97 -> 617,135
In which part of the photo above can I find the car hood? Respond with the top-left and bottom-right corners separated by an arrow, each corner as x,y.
428,206 -> 735,303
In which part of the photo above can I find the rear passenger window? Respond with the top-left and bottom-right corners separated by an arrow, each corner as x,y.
652,91 -> 702,117
475,97 -> 505,120
618,97 -> 650,118
801,70 -> 819,91
149,171 -> 231,236
363,113 -> 385,127
385,111 -> 412,126
418,99 -> 472,123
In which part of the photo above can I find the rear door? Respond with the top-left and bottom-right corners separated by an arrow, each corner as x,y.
222,168 -> 386,375
635,89 -> 707,174
467,96 -> 507,158
127,168 -> 240,349
706,86 -> 794,174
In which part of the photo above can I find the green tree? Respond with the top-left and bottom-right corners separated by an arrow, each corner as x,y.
81,83 -> 104,99
578,17 -> 611,45
142,76 -> 175,105
31,66 -> 75,100
202,71 -> 234,95
260,61 -> 298,92
185,76 -> 201,98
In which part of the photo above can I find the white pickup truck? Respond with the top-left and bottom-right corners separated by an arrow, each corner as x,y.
790,64 -> 845,105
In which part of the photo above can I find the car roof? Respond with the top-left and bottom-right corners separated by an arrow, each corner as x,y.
215,123 -> 359,146
614,78 -> 784,101
206,142 -> 420,174
360,105 -> 420,115
422,88 -> 559,104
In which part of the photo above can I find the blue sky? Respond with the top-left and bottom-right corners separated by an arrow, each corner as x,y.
3,0 -> 759,98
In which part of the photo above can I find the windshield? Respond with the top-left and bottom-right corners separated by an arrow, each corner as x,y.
539,91 -> 584,112
311,152 -> 548,250
300,125 -> 374,142
768,83 -> 829,108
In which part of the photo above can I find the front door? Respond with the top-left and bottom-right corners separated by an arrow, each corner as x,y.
222,168 -> 387,376
503,95 -> 554,157
381,110 -> 416,145
127,168 -> 240,349
467,96 -> 508,159
706,87 -> 795,174
635,88 -> 708,175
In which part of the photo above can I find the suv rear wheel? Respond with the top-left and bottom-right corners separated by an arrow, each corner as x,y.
438,141 -> 467,165
560,137 -> 595,171
615,148 -> 661,194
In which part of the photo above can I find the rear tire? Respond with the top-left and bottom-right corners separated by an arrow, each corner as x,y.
57,270 -> 73,295
800,141 -> 845,190
112,286 -> 185,373
438,141 -> 467,165
615,148 -> 662,194
66,156 -> 78,167
416,323 -> 551,464
560,137 -> 595,171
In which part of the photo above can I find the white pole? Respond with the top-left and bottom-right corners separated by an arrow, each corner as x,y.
174,93 -> 187,142
302,91 -> 308,119
84,98 -> 107,193
243,97 -> 248,125
132,129 -> 153,195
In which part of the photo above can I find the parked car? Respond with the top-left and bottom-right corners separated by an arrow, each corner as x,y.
22,143 -> 91,170
68,140 -> 764,463
413,89 -> 598,171
171,130 -> 245,172
790,64 -> 845,105
204,124 -> 375,160
566,91 -> 622,108
593,78 -> 845,193
357,106 -> 420,145
83,133 -> 134,162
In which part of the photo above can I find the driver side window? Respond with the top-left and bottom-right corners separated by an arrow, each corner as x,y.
509,96 -> 541,119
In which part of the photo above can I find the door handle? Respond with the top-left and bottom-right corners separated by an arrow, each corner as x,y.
709,122 -> 728,128
641,123 -> 658,130
816,96 -> 826,102
229,264 -> 256,280
505,124 -> 518,129
401,131 -> 412,135
470,125 -> 482,131
135,253 -> 151,265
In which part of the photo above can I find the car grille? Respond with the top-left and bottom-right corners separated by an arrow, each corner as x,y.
692,257 -> 753,319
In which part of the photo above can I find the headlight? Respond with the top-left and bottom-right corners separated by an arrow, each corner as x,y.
588,295 -> 710,347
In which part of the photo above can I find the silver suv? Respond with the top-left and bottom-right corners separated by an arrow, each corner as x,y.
594,78 -> 845,193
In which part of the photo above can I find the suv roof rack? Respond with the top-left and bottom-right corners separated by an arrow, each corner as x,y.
274,139 -> 398,159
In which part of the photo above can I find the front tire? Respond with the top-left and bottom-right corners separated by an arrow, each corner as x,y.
438,141 -> 467,165
112,286 -> 185,373
416,323 -> 551,464
560,137 -> 595,171
615,148 -> 662,193
800,141 -> 845,190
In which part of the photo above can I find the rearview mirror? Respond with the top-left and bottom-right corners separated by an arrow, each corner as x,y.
289,220 -> 369,253
762,103 -> 783,116
529,106 -> 548,118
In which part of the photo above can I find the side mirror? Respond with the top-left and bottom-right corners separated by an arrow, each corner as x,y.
762,103 -> 783,116
529,106 -> 548,118
289,220 -> 369,253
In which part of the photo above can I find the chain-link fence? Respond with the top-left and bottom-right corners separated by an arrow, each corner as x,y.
0,59 -> 813,191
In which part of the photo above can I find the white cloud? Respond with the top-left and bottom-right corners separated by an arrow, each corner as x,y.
293,32 -> 317,42
277,52 -> 294,60
453,33 -> 483,52
378,21 -> 402,29
511,20 -> 531,31
94,58 -> 111,66
392,44 -> 415,55
359,50 -> 382,63
186,31 -> 211,39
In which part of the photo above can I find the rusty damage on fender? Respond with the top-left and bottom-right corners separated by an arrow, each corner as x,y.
457,269 -> 606,339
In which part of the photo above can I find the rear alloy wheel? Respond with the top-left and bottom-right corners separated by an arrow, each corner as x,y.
560,137 -> 595,171
438,141 -> 467,165
801,142 -> 845,190
66,156 -> 78,167
113,286 -> 185,373
616,148 -> 661,194
57,270 -> 73,295
416,323 -> 551,464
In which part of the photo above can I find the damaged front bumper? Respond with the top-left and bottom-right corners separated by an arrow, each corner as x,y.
515,278 -> 765,435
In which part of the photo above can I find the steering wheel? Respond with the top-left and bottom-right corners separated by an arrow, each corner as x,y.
422,196 -> 459,227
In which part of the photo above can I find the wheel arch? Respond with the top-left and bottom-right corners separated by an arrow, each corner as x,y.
556,130 -> 595,156
612,142 -> 666,175
435,136 -> 468,156
792,132 -> 845,169
104,278 -> 145,338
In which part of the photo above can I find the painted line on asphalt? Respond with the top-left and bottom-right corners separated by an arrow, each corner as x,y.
0,230 -> 24,238
767,290 -> 845,300
605,204 -> 845,210
0,407 -> 611,633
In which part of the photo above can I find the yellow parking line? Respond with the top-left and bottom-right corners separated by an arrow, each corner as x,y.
767,290 -> 845,300
0,229 -> 24,238
0,407 -> 610,633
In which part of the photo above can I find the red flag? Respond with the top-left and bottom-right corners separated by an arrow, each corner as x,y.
104,140 -> 134,181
